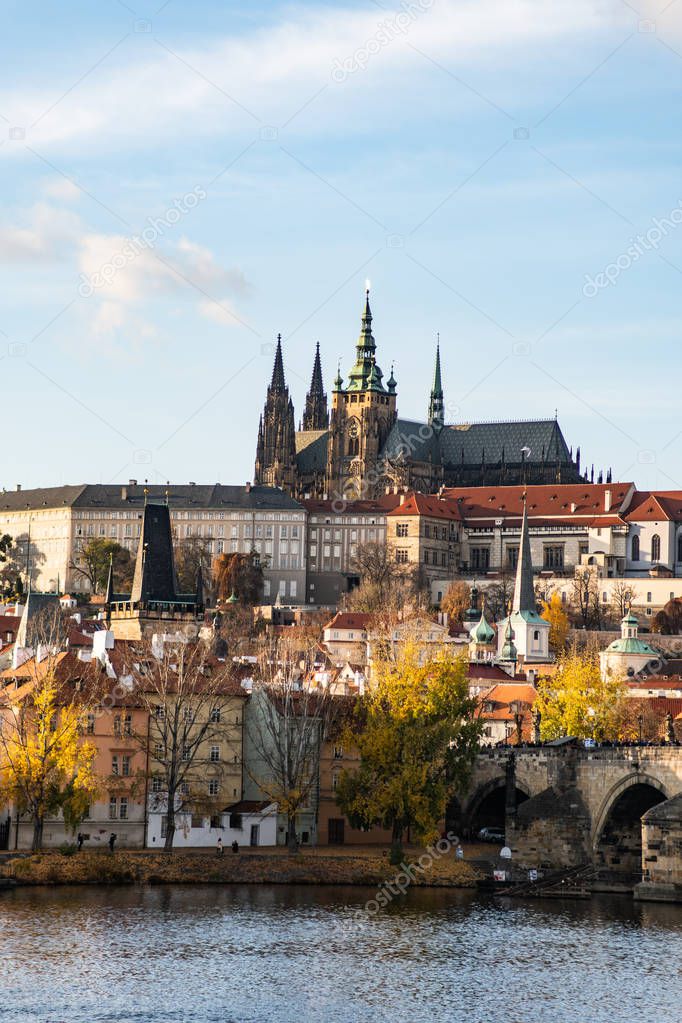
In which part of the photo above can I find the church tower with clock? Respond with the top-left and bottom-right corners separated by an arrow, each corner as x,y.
325,289 -> 397,501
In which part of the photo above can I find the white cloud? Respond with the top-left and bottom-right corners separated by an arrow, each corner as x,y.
197,297 -> 241,326
42,178 -> 81,202
0,1 -> 624,155
0,202 -> 82,262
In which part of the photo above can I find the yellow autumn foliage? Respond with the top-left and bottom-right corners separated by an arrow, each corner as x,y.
541,592 -> 570,653
534,650 -> 626,741
0,675 -> 100,849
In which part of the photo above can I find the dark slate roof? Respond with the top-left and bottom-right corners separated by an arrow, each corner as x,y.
16,592 -> 61,648
438,420 -> 571,467
0,484 -> 303,512
130,504 -> 180,603
295,430 -> 329,474
380,418 -> 572,467
381,419 -> 440,463
0,485 -> 88,511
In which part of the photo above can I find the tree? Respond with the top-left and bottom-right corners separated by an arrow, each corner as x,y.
612,579 -> 638,621
485,571 -> 515,621
570,567 -> 604,629
651,597 -> 682,635
336,647 -> 481,862
69,539 -> 132,595
174,536 -> 212,596
534,651 -> 626,742
541,592 -> 570,653
214,551 -> 264,605
0,661 -> 99,850
244,642 -> 338,853
440,580 -> 470,622
120,637 -> 241,852
347,542 -> 425,614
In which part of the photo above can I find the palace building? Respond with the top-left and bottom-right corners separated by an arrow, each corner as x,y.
254,290 -> 587,502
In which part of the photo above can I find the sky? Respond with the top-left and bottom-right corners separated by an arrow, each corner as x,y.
2,0 -> 682,492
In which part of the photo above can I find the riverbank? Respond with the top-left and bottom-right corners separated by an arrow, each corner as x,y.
0,848 -> 482,888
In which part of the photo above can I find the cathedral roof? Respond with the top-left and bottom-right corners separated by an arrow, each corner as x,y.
295,430 -> 329,474
380,417 -> 573,470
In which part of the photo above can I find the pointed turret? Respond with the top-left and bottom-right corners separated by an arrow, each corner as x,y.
104,554 -> 114,605
130,503 -> 179,604
512,495 -> 536,615
271,333 -> 286,391
346,287 -> 385,392
253,333 -> 298,492
428,336 -> 444,429
302,342 -> 328,430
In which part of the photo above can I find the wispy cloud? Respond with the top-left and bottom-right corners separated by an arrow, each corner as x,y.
0,1 -> 621,156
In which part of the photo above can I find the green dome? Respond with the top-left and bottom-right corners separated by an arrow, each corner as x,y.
470,611 -> 495,644
607,637 -> 658,656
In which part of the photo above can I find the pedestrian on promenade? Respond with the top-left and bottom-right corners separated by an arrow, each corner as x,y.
231,840 -> 239,854
217,837 -> 223,856
109,833 -> 117,853
77,833 -> 84,852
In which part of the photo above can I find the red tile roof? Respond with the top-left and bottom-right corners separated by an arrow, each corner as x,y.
624,491 -> 682,522
387,492 -> 461,520
302,494 -> 402,513
441,482 -> 634,523
324,612 -> 372,632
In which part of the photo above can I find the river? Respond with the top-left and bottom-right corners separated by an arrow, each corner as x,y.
1,885 -> 681,1023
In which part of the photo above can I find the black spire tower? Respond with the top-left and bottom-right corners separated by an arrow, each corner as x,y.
302,342 -> 329,431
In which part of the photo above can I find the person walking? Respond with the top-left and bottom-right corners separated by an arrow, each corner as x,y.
108,833 -> 117,853
231,840 -> 239,854
77,833 -> 84,852
216,837 -> 223,857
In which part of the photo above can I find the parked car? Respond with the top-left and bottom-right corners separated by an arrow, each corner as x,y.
477,827 -> 505,843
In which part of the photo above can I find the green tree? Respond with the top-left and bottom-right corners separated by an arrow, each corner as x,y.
534,651 -> 626,742
336,647 -> 481,862
69,539 -> 132,595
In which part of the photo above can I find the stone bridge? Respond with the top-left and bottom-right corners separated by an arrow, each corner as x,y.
450,745 -> 682,899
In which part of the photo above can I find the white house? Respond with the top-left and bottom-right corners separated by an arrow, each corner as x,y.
147,799 -> 278,849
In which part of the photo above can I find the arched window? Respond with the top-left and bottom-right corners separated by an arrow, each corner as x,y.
631,534 -> 640,562
651,534 -> 661,562
347,436 -> 359,457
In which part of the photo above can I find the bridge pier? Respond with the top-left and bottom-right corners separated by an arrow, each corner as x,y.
635,793 -> 682,904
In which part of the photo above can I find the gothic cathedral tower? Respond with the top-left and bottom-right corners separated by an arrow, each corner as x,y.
254,334 -> 298,492
326,290 -> 397,500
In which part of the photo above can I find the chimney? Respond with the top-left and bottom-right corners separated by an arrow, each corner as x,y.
605,489 -> 612,512
570,502 -> 576,513
129,479 -> 137,487
16,484 -> 21,492
399,493 -> 406,505
245,481 -> 251,493
121,486 -> 128,501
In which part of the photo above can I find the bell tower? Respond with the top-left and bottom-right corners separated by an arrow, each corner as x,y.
326,288 -> 397,501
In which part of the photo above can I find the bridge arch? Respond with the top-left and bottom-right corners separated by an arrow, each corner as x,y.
592,773 -> 669,876
463,776 -> 531,838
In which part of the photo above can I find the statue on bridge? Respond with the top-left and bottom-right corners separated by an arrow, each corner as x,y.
531,707 -> 541,745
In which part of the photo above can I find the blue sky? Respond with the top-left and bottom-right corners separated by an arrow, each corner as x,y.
2,0 -> 682,491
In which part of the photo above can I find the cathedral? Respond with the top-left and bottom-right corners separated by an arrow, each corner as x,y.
254,290 -> 586,502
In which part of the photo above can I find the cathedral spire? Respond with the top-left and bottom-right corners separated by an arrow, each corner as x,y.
346,286 -> 385,392
302,342 -> 329,430
428,335 -> 444,429
512,493 -> 536,614
254,333 -> 297,491
271,333 -> 286,391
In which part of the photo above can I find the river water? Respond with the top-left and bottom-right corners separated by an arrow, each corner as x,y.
1,885 -> 681,1023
